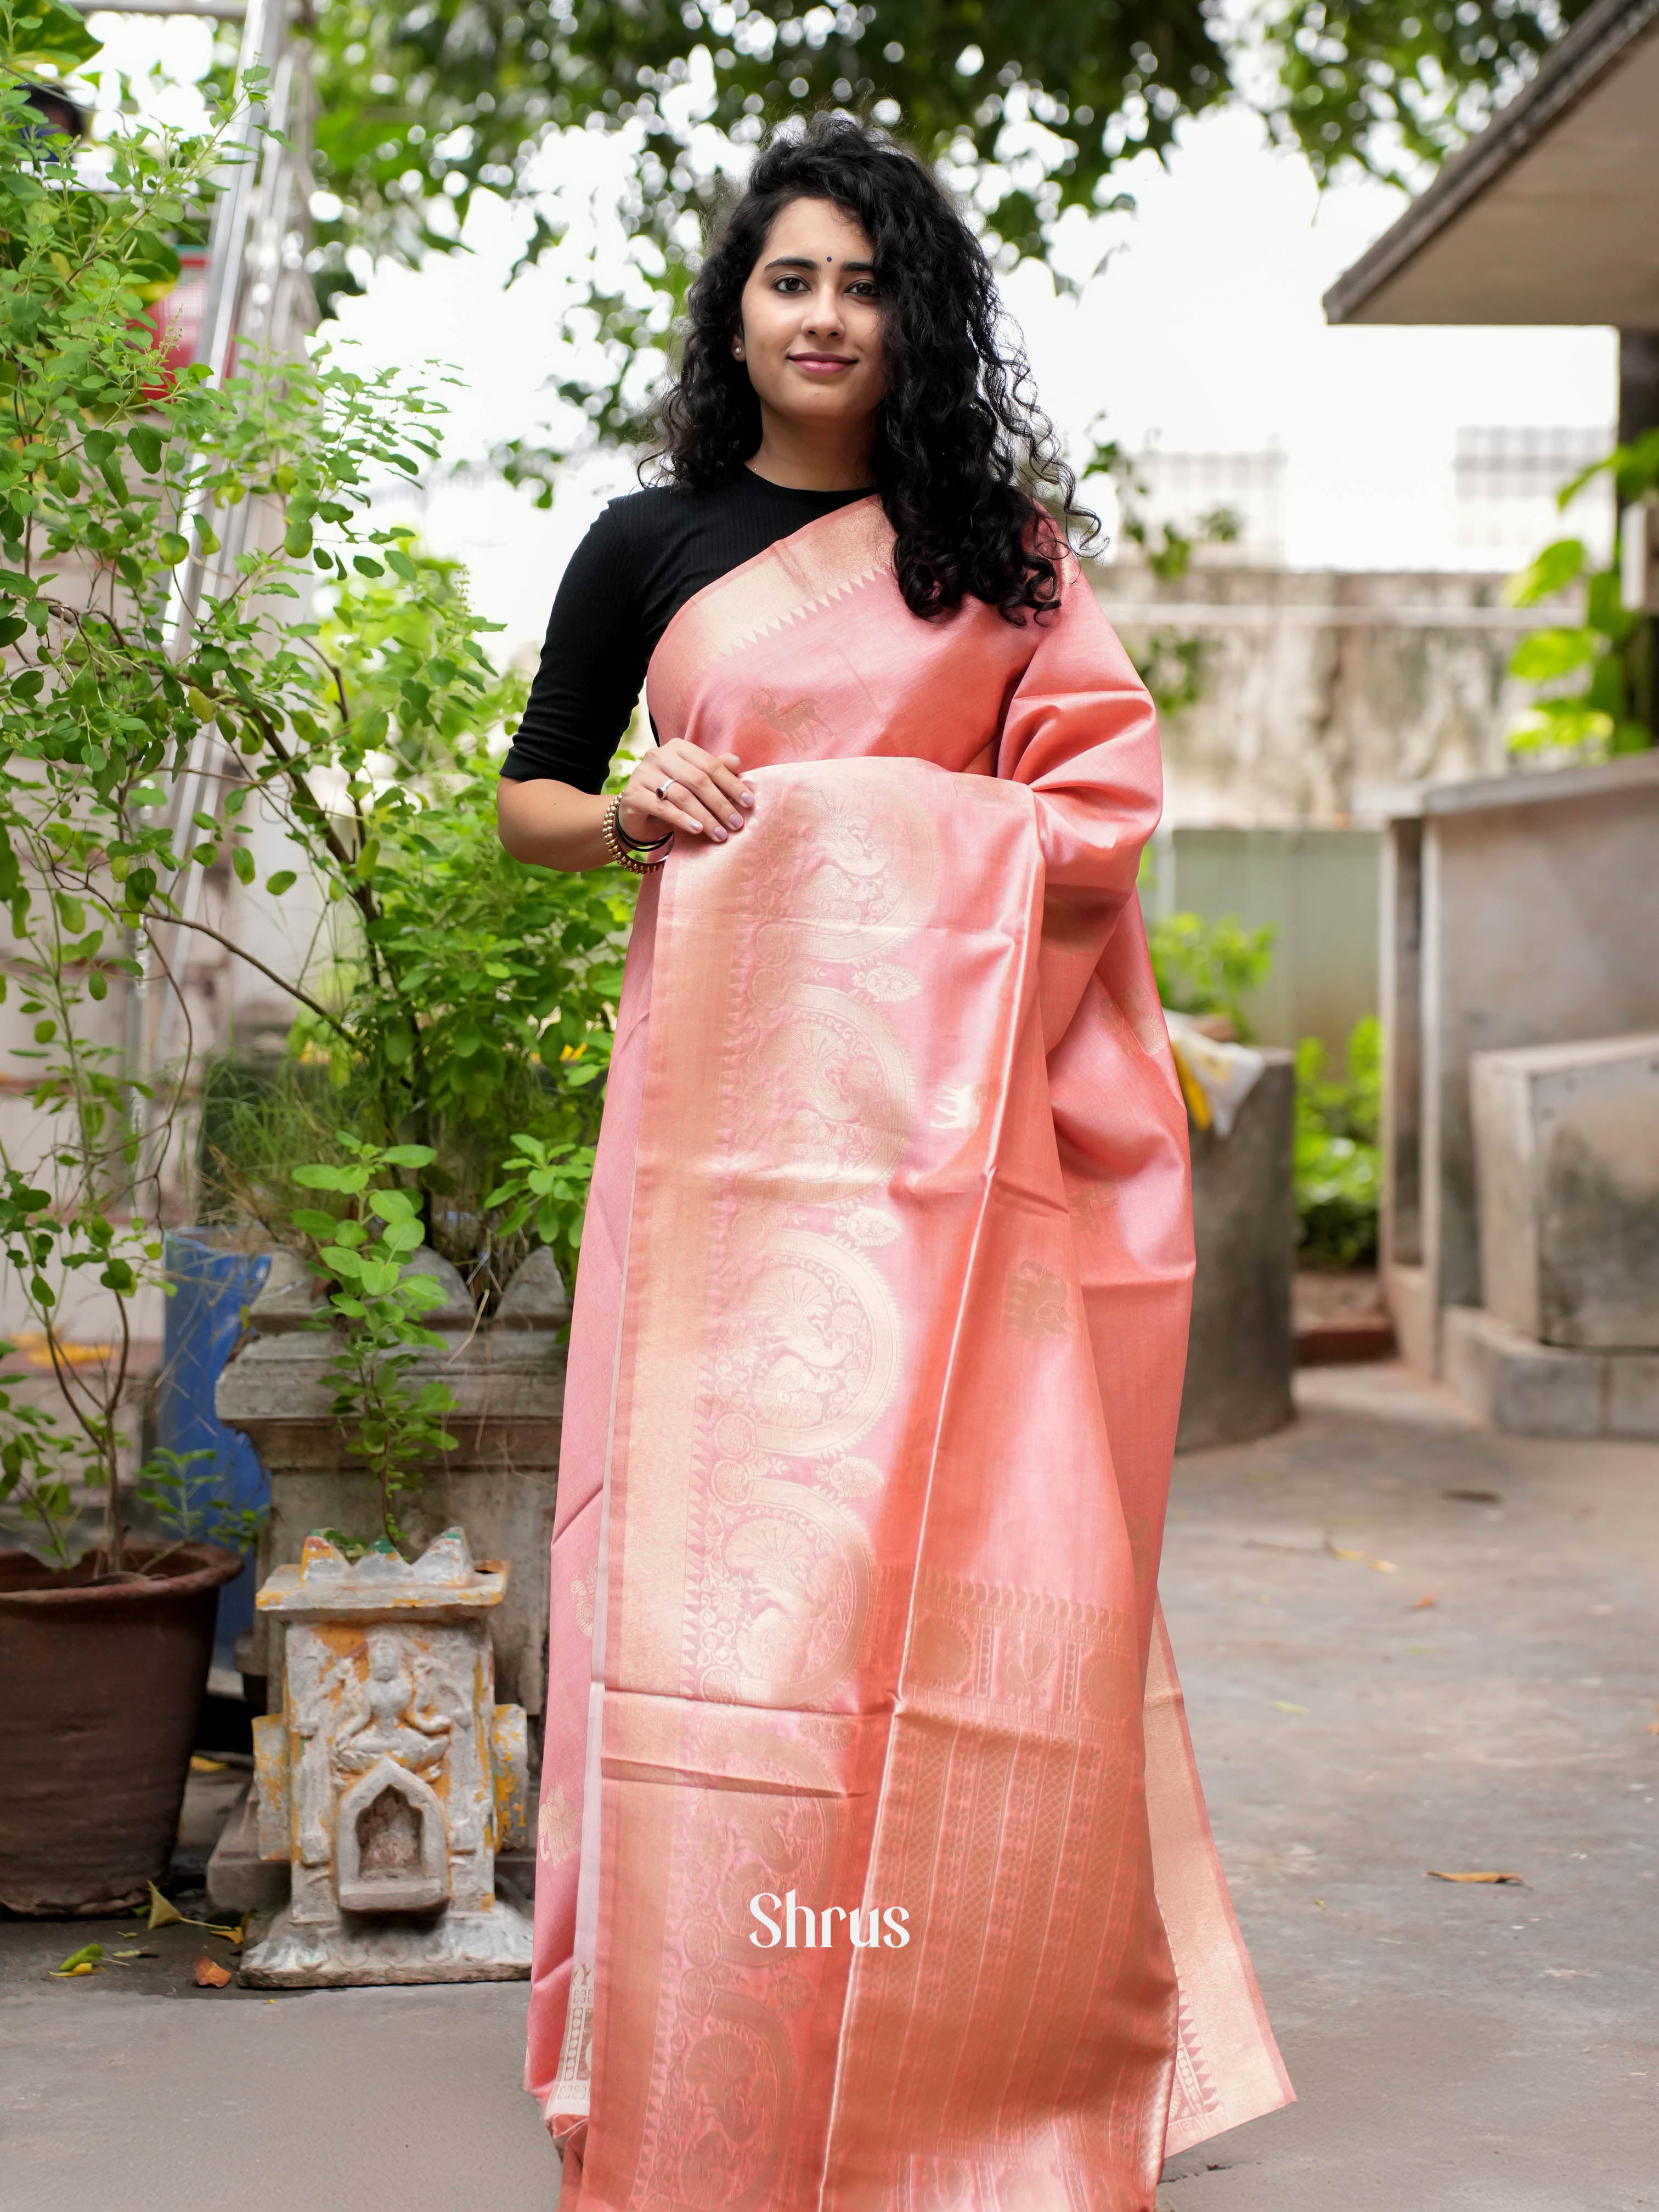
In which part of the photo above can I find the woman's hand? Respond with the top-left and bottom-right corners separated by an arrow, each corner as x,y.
617,739 -> 753,846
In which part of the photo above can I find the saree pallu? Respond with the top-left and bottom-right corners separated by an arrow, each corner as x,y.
526,499 -> 1291,2211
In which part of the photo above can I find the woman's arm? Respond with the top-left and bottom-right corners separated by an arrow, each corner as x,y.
497,740 -> 756,873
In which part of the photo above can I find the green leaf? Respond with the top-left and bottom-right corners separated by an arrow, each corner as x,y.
284,518 -> 314,559
157,532 -> 190,566
291,1207 -> 337,1238
380,1145 -> 437,1170
385,549 -> 418,582
369,1189 -> 417,1224
381,1218 -> 423,1254
1502,538 -> 1585,609
1509,628 -> 1599,684
231,845 -> 255,886
128,425 -> 164,475
264,870 -> 297,896
293,1164 -> 368,1193
321,1245 -> 365,1279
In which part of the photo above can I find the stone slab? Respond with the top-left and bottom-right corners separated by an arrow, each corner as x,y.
1472,1030 -> 1659,1349
1444,1305 -> 1602,1435
1606,1349 -> 1659,1439
1444,1305 -> 1659,1438
205,1779 -> 287,1915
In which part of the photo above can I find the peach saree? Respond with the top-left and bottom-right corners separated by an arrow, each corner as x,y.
526,499 -> 1290,2210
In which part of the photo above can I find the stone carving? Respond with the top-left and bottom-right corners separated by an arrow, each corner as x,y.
241,1527 -> 533,1988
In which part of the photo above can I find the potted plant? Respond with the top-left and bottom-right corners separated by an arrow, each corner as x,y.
0,12 -> 624,1905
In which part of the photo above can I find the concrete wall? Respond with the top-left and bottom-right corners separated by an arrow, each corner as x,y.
1380,752 -> 1659,1373
1147,826 -> 1380,1056
1091,563 -> 1545,826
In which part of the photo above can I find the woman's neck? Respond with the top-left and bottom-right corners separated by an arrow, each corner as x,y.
745,410 -> 876,492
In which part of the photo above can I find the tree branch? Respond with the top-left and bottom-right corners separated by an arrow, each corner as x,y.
153,905 -> 351,1039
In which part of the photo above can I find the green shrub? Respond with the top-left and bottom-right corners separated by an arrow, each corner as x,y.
1295,1017 -> 1381,1268
1148,911 -> 1277,1040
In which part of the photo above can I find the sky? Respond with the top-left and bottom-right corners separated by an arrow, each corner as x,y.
85,11 -> 1621,663
325,103 -> 1617,660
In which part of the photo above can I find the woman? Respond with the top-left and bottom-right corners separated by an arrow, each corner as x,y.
499,115 -> 1289,2211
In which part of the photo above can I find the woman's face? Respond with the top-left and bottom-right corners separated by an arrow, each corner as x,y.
735,196 -> 886,448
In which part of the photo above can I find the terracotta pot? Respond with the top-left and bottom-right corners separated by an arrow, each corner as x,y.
0,1543 -> 244,1915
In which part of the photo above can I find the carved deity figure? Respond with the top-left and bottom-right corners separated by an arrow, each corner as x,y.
333,1628 -> 452,1776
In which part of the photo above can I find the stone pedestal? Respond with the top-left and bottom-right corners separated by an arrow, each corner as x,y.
217,1245 -> 567,1714
1378,753 -> 1659,1375
1472,1031 -> 1659,1350
241,1528 -> 532,1988
1177,1051 -> 1296,1452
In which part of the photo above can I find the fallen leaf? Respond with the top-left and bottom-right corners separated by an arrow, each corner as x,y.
1411,1593 -> 1438,1611
193,1955 -> 233,1988
1426,1870 -> 1522,1884
49,1943 -> 104,1978
1328,1539 -> 1397,1573
109,1949 -> 157,1961
1647,1722 -> 1659,1737
1314,1898 -> 1327,1909
147,1881 -> 183,1931
1274,1701 -> 1311,1715
1442,1488 -> 1502,1505
148,1881 -> 242,1943
189,1755 -> 228,1775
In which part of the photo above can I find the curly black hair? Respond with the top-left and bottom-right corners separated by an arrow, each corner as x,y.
650,114 -> 1089,625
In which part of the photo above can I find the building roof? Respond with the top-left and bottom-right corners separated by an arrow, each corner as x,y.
1323,0 -> 1659,326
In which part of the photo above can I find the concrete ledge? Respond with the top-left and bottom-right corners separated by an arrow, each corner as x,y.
1384,1261 -> 1438,1378
1444,1306 -> 1659,1437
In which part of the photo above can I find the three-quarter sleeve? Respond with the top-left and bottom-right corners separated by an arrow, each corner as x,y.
499,503 -> 652,791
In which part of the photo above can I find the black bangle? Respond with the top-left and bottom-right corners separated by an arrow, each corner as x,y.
600,797 -> 665,875
614,805 -> 672,853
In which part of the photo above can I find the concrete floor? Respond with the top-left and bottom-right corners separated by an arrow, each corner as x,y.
2,1361 -> 1655,2211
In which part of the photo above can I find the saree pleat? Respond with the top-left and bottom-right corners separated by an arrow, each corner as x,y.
526,501 -> 1290,2210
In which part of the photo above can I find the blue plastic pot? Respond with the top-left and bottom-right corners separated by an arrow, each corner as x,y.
156,1230 -> 273,1671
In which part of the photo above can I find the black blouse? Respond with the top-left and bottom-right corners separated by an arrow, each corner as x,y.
498,470 -> 874,792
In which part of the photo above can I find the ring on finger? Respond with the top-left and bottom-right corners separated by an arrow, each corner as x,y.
656,778 -> 675,801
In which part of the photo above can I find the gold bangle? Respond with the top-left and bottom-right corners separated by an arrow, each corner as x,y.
601,795 -> 666,874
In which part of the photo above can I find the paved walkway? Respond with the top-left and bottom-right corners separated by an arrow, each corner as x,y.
2,1363 -> 1654,2210
1160,1363 -> 1658,2211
